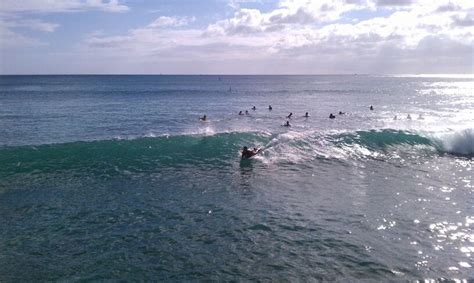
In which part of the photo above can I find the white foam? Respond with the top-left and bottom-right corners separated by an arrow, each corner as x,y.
434,128 -> 474,156
181,125 -> 217,137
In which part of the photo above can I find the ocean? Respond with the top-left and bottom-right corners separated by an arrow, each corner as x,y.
0,75 -> 472,281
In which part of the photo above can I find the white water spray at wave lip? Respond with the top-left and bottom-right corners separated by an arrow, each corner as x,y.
432,128 -> 474,156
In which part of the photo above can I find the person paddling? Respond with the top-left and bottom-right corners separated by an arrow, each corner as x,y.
241,146 -> 259,159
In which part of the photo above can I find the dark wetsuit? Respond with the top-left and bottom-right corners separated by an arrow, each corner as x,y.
241,149 -> 257,159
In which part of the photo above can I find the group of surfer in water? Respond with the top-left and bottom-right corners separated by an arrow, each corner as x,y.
200,104 -> 421,159
200,105 -> 358,159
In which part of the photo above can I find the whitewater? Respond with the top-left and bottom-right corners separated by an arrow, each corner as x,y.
0,75 -> 472,281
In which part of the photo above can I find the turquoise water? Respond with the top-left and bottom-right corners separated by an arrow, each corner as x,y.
0,75 -> 473,280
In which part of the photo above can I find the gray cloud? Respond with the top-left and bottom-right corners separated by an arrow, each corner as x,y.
376,0 -> 412,6
451,14 -> 474,27
269,8 -> 317,25
436,3 -> 461,13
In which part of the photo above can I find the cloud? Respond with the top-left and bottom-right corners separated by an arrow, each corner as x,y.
82,0 -> 474,74
0,25 -> 46,48
0,0 -> 129,14
206,0 -> 371,37
0,0 -> 129,49
0,0 -> 128,50
451,13 -> 474,27
2,18 -> 59,32
0,17 -> 59,49
436,3 -> 462,13
376,0 -> 413,6
148,16 -> 196,28
228,0 -> 264,9
4,0 -> 474,74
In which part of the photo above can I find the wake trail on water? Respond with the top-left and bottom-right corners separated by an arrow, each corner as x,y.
0,128 -> 472,179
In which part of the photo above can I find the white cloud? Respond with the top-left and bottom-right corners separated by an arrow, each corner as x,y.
0,0 -> 129,13
2,18 -> 59,32
148,16 -> 196,28
4,0 -> 474,73
0,25 -> 47,48
0,0 -> 128,49
0,17 -> 59,49
208,0 -> 371,36
228,0 -> 264,9
80,0 -> 474,73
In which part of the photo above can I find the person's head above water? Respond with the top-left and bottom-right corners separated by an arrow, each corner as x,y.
243,146 -> 248,151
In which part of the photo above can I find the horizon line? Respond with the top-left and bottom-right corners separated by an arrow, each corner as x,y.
1,73 -> 473,77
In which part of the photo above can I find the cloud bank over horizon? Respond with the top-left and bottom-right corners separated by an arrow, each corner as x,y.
0,0 -> 472,74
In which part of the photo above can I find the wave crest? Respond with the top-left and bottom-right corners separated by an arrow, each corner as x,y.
434,128 -> 474,156
0,128 -> 471,178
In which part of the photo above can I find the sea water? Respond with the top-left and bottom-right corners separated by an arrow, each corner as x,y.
0,75 -> 472,280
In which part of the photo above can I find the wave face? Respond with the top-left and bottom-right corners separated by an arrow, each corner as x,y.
333,129 -> 473,158
335,130 -> 434,149
0,132 -> 268,178
1,128 -> 471,179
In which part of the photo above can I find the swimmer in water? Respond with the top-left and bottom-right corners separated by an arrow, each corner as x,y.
407,114 -> 412,120
393,115 -> 397,120
252,106 -> 256,111
245,110 -> 249,115
286,112 -> 293,119
304,112 -> 309,118
370,105 -> 374,111
329,113 -> 336,119
338,111 -> 345,115
268,105 -> 272,111
283,121 -> 291,127
238,111 -> 243,115
199,115 -> 207,121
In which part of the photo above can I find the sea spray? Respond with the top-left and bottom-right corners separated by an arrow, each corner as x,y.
433,128 -> 474,156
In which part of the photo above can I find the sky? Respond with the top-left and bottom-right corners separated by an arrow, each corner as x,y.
0,0 -> 473,74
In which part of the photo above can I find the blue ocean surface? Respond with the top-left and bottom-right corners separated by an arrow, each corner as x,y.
0,75 -> 473,281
